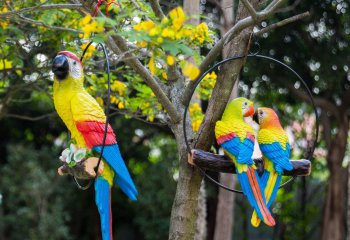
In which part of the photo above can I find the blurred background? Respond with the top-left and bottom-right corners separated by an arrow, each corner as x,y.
0,0 -> 349,239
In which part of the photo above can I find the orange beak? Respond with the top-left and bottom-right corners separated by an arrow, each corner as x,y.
244,105 -> 255,117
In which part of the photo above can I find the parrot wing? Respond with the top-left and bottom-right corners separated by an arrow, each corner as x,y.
259,142 -> 293,173
71,93 -> 138,200
218,133 -> 254,165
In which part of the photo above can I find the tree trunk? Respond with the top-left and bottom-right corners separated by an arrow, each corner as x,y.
213,2 -> 236,238
321,119 -> 348,240
321,163 -> 346,240
168,1 -> 262,239
347,163 -> 350,240
213,173 -> 235,240
183,2 -> 207,239
169,120 -> 203,240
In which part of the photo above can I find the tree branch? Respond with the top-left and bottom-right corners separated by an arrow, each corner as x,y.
182,0 -> 289,105
286,82 -> 341,121
241,0 -> 257,20
255,11 -> 310,36
0,4 -> 83,18
76,0 -> 181,123
106,35 -> 181,123
15,15 -> 83,33
5,112 -> 56,121
149,0 -> 165,19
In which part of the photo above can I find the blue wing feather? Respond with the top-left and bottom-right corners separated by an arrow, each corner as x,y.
259,142 -> 293,173
221,137 -> 254,165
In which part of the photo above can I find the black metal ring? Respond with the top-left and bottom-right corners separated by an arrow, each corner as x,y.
183,54 -> 319,193
72,41 -> 111,190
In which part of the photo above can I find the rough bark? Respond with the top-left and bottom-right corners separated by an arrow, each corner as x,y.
213,2 -> 236,239
321,112 -> 348,240
213,173 -> 235,240
347,164 -> 350,240
183,2 -> 207,239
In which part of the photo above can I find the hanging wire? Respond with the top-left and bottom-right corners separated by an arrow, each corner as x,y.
183,53 -> 319,194
71,41 -> 111,190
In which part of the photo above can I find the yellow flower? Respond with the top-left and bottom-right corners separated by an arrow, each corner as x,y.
118,101 -> 125,109
110,96 -> 117,104
195,22 -> 210,44
166,55 -> 175,66
133,20 -> 155,31
168,7 -> 186,30
162,71 -> 168,80
192,119 -> 202,132
111,80 -> 126,96
0,59 -> 12,70
0,7 -> 9,29
148,57 -> 156,74
183,62 -> 200,80
80,42 -> 96,58
79,15 -> 104,38
137,41 -> 147,48
81,15 -> 91,26
189,103 -> 204,132
161,28 -> 175,39
149,27 -> 160,36
96,97 -> 104,107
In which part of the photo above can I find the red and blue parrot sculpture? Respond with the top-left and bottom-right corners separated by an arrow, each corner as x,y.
52,51 -> 138,240
251,107 -> 293,227
215,98 -> 275,227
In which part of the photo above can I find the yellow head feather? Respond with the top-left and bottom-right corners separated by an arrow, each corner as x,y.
221,97 -> 254,121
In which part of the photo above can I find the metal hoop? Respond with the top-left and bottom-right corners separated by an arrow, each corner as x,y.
71,41 -> 111,190
183,54 -> 319,193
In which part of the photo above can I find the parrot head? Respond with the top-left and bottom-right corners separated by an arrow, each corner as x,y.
52,51 -> 83,81
253,107 -> 282,129
222,97 -> 255,120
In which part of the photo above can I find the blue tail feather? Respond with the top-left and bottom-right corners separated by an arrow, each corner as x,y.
93,144 -> 138,200
95,177 -> 112,240
237,170 -> 266,221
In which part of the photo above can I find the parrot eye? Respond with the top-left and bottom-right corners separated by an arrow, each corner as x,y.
243,102 -> 248,106
73,61 -> 77,65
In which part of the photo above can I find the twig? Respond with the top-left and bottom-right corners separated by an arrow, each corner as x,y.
109,107 -> 168,126
255,11 -> 310,36
182,0 -> 290,105
5,112 -> 56,121
149,0 -> 165,19
106,35 -> 181,123
16,15 -> 83,33
241,0 -> 257,20
0,4 -> 83,18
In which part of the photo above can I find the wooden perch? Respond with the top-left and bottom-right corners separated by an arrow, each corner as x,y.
58,157 -> 104,179
188,149 -> 311,176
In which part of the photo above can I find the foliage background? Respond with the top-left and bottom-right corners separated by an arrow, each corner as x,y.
0,0 -> 349,239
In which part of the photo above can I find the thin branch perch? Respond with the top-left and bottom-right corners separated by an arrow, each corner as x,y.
0,4 -> 83,18
188,149 -> 311,176
255,11 -> 310,36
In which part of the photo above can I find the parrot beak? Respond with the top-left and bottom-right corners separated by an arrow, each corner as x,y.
244,105 -> 254,117
253,111 -> 259,124
52,55 -> 69,80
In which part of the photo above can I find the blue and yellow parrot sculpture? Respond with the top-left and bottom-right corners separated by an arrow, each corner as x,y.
52,51 -> 138,240
251,107 -> 293,227
215,98 -> 275,227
